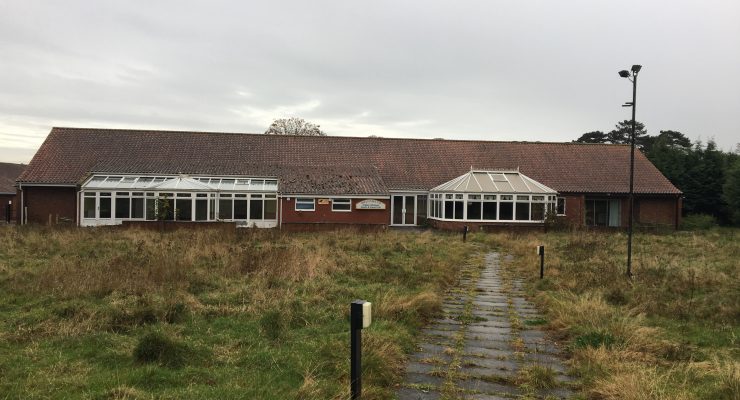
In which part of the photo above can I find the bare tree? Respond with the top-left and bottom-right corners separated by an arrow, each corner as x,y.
264,117 -> 326,136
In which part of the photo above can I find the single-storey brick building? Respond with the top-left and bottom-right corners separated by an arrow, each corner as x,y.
1,162 -> 25,223
15,127 -> 682,230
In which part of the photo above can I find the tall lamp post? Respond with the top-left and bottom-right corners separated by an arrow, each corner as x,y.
618,64 -> 641,278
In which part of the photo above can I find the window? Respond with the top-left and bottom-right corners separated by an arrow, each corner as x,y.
467,199 -> 482,220
515,201 -> 530,220
132,196 -> 145,219
332,198 -> 352,212
83,193 -> 96,219
557,197 -> 566,215
499,195 -> 513,220
416,195 -> 427,224
585,199 -> 620,227
99,193 -> 112,219
531,203 -> 545,220
482,202 -> 497,220
195,194 -> 208,221
296,198 -> 315,211
250,194 -> 264,219
146,195 -> 156,220
264,195 -> 277,219
115,193 -> 130,219
234,194 -> 248,219
454,200 -> 464,219
218,194 -> 233,220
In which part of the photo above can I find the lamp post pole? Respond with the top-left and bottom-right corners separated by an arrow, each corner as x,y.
627,72 -> 637,278
619,65 -> 641,279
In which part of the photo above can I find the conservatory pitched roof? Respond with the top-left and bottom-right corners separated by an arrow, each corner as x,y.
432,171 -> 557,194
147,176 -> 214,191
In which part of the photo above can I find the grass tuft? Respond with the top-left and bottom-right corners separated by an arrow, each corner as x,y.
132,331 -> 190,368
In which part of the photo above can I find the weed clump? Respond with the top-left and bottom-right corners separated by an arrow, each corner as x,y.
259,309 -> 286,341
574,331 -> 619,350
133,331 -> 189,368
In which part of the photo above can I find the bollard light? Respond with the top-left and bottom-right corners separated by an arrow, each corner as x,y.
350,300 -> 372,399
536,245 -> 545,279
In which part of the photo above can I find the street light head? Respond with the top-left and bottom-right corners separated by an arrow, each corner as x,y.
631,65 -> 642,73
618,70 -> 631,78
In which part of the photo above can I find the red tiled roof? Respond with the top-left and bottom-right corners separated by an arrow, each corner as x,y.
0,162 -> 26,193
17,127 -> 681,195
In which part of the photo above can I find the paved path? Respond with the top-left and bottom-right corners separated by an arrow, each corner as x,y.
397,253 -> 575,400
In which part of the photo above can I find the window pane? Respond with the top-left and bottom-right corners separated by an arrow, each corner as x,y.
99,197 -> 111,219
531,203 -> 545,220
499,202 -> 513,220
176,199 -> 192,221
146,198 -> 156,220
454,201 -> 464,219
608,200 -> 620,227
219,199 -> 233,219
515,202 -> 530,220
467,201 -> 482,220
132,198 -> 145,219
296,198 -> 315,211
416,195 -> 427,224
250,198 -> 263,220
585,200 -> 595,226
234,199 -> 248,219
195,199 -> 208,221
84,197 -> 96,218
264,199 -> 277,219
332,199 -> 351,211
557,197 -> 566,215
595,200 -> 608,226
483,202 -> 497,220
444,201 -> 454,219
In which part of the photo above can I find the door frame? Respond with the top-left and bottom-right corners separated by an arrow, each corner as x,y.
390,193 -> 421,226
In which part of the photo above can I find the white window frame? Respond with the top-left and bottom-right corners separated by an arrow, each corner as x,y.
295,197 -> 315,211
331,198 -> 352,212
557,197 -> 566,216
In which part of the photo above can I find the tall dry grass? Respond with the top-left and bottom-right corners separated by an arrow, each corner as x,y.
473,229 -> 740,399
0,226 -> 475,399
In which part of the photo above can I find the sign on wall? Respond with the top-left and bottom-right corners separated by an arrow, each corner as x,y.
318,199 -> 330,205
355,199 -> 386,210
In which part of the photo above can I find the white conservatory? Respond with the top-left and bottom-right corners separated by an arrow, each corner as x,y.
79,174 -> 279,228
428,171 -> 558,223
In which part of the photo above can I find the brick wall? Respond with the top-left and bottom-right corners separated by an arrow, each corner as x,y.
636,196 -> 680,228
559,194 -> 584,227
19,186 -> 77,225
428,219 -> 545,233
280,197 -> 389,226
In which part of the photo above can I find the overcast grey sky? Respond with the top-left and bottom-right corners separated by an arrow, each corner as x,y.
1,0 -> 738,163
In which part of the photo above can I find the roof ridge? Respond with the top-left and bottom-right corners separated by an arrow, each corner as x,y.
49,126 -> 630,146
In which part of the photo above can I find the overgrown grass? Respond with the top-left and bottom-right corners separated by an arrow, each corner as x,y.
473,228 -> 740,400
0,226 -> 476,399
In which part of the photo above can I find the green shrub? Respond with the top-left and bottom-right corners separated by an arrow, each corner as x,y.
681,214 -> 717,230
132,331 -> 188,368
573,331 -> 619,349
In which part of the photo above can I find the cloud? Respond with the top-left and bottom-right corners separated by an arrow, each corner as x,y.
0,0 -> 739,164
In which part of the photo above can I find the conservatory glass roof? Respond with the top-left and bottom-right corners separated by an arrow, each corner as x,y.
431,171 -> 557,194
82,174 -> 278,191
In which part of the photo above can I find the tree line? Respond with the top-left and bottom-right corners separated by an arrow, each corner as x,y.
575,121 -> 740,225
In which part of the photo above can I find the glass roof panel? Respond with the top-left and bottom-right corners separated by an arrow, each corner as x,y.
431,171 -> 556,195
506,174 -> 530,192
82,174 -> 279,192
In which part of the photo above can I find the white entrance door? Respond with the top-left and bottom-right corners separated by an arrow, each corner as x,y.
391,195 -> 416,225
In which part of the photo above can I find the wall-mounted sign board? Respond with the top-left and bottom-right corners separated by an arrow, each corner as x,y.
355,199 -> 386,210
318,199 -> 330,205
